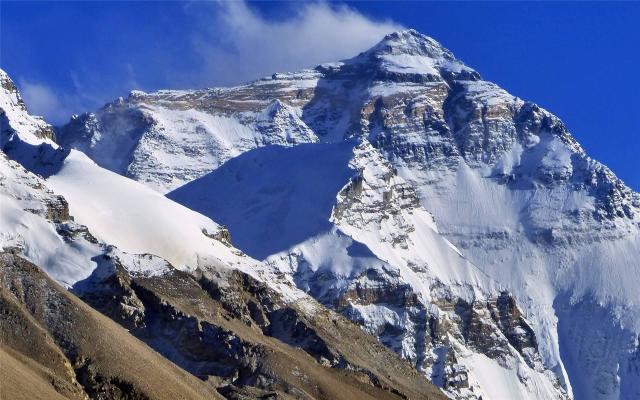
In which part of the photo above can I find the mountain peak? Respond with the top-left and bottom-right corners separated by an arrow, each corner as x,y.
344,29 -> 478,81
373,29 -> 452,58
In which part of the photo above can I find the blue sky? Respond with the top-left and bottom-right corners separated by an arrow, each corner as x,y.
1,1 -> 639,190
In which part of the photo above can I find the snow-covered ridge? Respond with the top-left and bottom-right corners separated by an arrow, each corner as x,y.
58,93 -> 319,192
0,70 -> 56,147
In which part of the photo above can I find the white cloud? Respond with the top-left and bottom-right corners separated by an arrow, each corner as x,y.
188,1 -> 402,86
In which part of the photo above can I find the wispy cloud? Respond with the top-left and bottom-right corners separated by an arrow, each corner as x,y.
18,79 -> 71,124
186,1 -> 402,86
17,64 -> 142,125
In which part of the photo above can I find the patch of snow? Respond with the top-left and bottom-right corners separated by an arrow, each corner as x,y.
465,353 -> 563,400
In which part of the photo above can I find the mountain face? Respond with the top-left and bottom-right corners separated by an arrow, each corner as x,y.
1,68 -> 447,400
167,139 -> 566,399
5,28 -> 639,400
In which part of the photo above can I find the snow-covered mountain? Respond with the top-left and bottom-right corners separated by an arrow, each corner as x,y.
1,47 -> 563,399
53,29 -> 640,400
1,68 -> 453,400
5,27 -> 638,400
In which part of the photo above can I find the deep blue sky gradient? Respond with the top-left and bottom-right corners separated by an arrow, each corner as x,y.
1,1 -> 639,190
